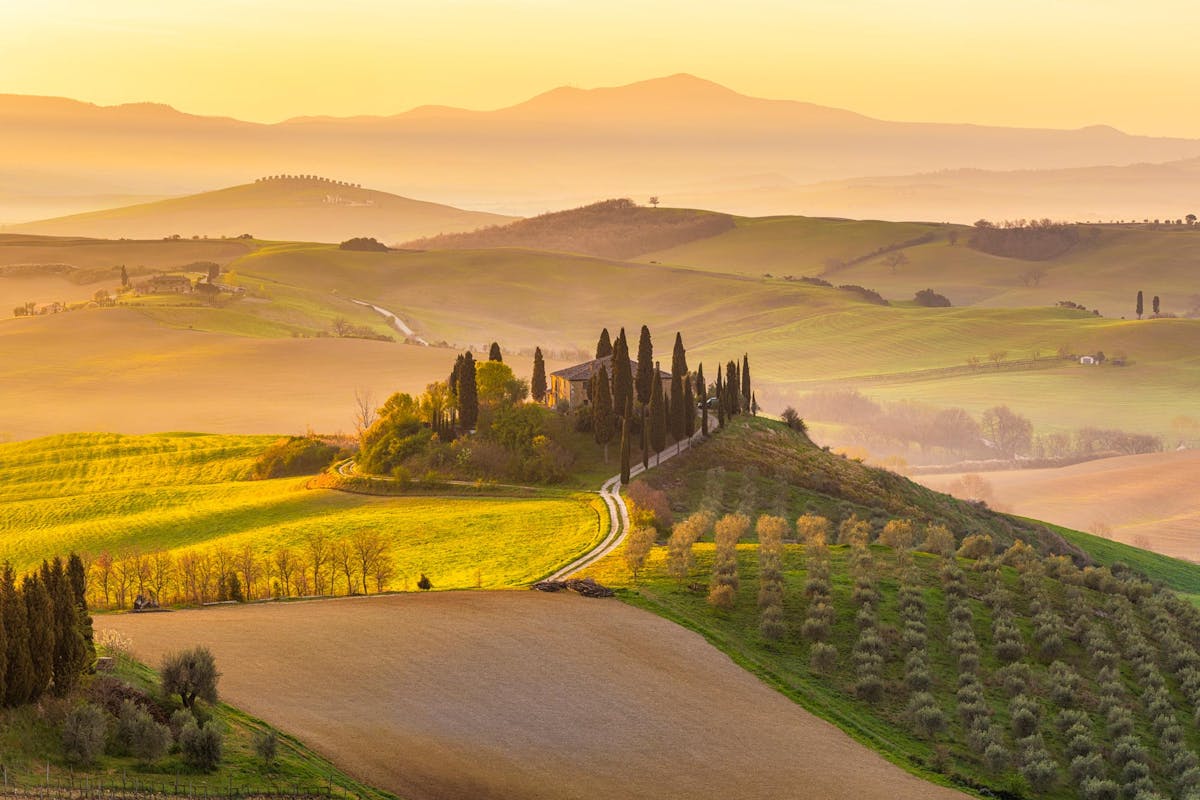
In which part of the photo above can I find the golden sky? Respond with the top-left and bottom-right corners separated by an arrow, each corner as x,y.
3,0 -> 1198,136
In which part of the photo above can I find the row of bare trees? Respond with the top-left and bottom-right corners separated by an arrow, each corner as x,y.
81,531 -> 397,609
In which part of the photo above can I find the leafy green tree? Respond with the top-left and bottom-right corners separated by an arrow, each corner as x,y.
649,362 -> 667,454
635,325 -> 654,408
476,360 -> 525,406
457,351 -> 478,429
161,646 -> 220,709
488,342 -> 502,362
595,328 -> 613,359
591,365 -> 616,462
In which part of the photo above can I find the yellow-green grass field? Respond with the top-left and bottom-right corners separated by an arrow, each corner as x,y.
0,432 -> 606,588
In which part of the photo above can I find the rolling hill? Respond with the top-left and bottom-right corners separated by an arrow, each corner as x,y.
4,75 -> 1200,220
8,177 -> 514,243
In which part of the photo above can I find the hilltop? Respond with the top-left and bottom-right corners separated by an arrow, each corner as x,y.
7,176 -> 514,243
4,75 -> 1200,220
404,198 -> 735,259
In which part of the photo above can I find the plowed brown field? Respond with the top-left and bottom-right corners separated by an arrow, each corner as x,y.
100,592 -> 965,800
919,450 -> 1200,561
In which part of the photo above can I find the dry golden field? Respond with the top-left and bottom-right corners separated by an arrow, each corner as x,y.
918,450 -> 1200,561
100,592 -> 967,800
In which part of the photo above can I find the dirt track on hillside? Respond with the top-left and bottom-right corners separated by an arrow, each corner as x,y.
100,593 -> 965,800
918,450 -> 1200,561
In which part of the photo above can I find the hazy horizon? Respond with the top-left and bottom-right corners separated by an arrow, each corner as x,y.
4,0 -> 1200,137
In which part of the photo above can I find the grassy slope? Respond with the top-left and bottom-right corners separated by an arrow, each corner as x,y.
580,418 -> 1200,797
0,654 -> 395,800
0,433 -> 605,588
642,216 -> 1200,316
9,180 -> 514,244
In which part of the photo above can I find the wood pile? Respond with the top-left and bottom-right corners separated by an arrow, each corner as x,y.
531,577 -> 615,598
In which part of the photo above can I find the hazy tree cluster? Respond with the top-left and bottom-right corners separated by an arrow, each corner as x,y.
969,218 -> 1080,260
337,237 -> 389,252
85,532 -> 400,610
404,198 -> 736,260
0,555 -> 94,709
258,175 -> 360,187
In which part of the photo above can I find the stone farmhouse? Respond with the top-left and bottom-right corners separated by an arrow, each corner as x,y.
547,354 -> 672,410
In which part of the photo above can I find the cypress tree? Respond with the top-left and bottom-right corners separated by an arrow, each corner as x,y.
684,377 -> 696,439
1153,295 -> 1160,315
531,347 -> 547,403
671,332 -> 688,379
635,326 -> 654,408
726,361 -> 740,416
612,330 -> 633,421
595,328 -> 613,359
741,353 -> 751,411
715,368 -> 725,427
48,558 -> 87,695
488,342 -> 502,362
0,573 -> 6,704
669,370 -> 684,450
641,407 -> 649,469
23,574 -> 53,701
649,362 -> 667,455
591,366 -> 616,462
2,564 -> 32,706
751,392 -> 758,416
620,396 -> 632,484
449,353 -> 464,397
697,363 -> 709,435
1136,290 -> 1144,319
457,351 -> 478,430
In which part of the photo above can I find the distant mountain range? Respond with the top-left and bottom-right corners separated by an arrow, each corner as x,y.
3,74 -> 1199,222
6,178 -> 514,243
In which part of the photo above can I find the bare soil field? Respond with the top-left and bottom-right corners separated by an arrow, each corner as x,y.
918,450 -> 1200,561
100,592 -> 966,800
0,310 -> 465,441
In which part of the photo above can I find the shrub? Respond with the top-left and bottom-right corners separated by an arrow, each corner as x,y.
170,708 -> 194,740
1070,752 -> 1105,783
957,533 -> 994,560
1010,697 -> 1040,738
759,605 -> 786,641
855,674 -> 884,702
879,519 -> 917,550
921,523 -> 957,556
837,514 -> 871,546
914,288 -> 952,307
984,742 -> 1009,773
253,729 -> 279,766
795,514 -> 831,546
62,704 -> 109,765
251,436 -> 340,479
180,721 -> 224,771
116,700 -> 171,763
1079,778 -> 1119,800
1020,756 -> 1059,794
707,583 -> 735,609
627,482 -> 673,530
809,642 -> 837,674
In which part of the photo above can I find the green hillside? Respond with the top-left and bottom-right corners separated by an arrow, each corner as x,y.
642,215 -> 1200,316
582,416 -> 1200,798
0,432 -> 605,596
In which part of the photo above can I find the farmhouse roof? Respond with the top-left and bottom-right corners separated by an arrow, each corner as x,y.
550,354 -> 671,382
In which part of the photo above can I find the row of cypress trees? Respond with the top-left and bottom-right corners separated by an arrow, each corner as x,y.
1,554 -> 95,708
